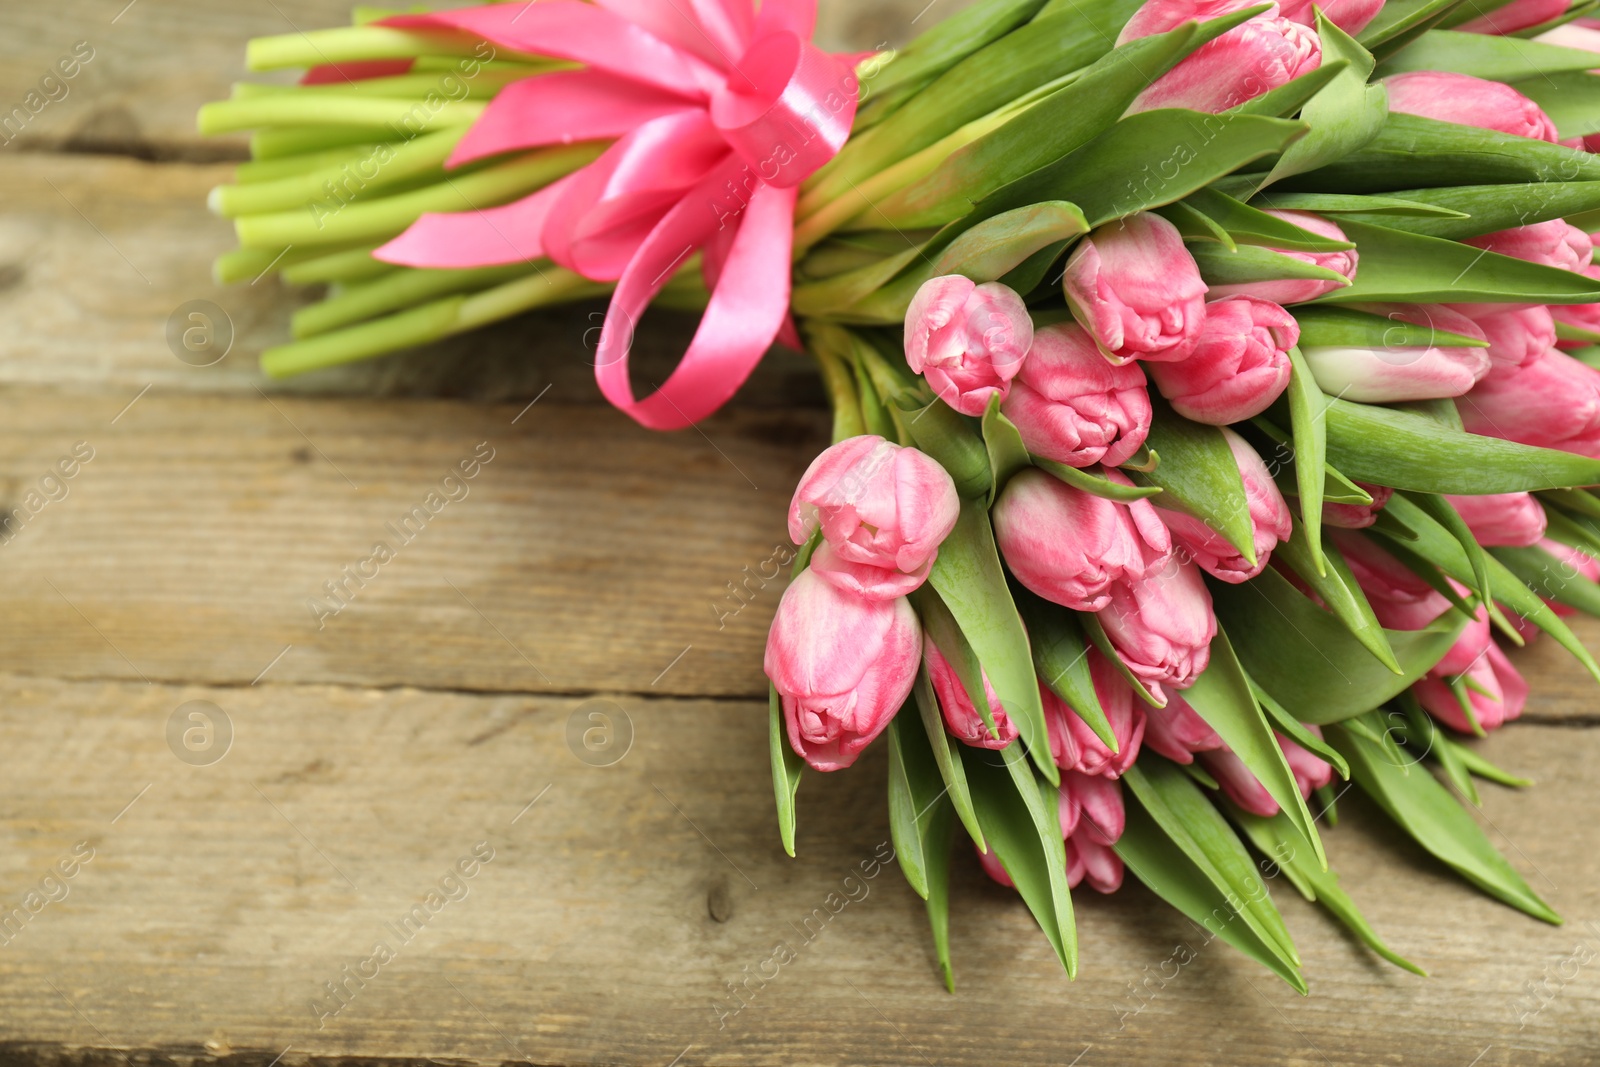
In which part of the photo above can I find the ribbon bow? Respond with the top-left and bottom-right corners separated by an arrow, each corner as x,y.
357,0 -> 860,430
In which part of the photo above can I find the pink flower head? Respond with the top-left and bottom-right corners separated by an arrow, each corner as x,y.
1461,349 -> 1600,459
923,634 -> 1020,750
1203,728 -> 1333,816
765,570 -> 921,772
905,275 -> 1034,415
1129,15 -> 1322,115
1279,0 -> 1384,33
1156,429 -> 1292,584
1001,321 -> 1153,468
1458,0 -> 1570,33
1116,0 -> 1271,43
1142,690 -> 1224,764
1537,537 -> 1600,618
1301,303 -> 1490,402
1323,482 -> 1394,530
1552,266 -> 1600,347
977,771 -> 1126,893
1332,530 -> 1452,630
1063,213 -> 1209,363
1147,296 -> 1297,425
1413,637 -> 1529,734
1384,71 -> 1562,142
1446,303 -> 1556,371
788,435 -> 959,599
1466,221 -> 1594,273
1041,649 -> 1145,778
1444,492 -> 1547,548
1207,210 -> 1359,305
993,467 -> 1173,611
1100,557 -> 1217,690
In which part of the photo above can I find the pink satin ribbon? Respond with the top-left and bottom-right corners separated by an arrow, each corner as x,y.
342,0 -> 860,430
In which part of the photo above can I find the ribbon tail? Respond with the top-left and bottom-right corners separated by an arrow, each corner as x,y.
374,175 -> 575,268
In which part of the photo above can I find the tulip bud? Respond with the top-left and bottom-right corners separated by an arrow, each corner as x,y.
1444,492 -> 1547,548
1142,691 -> 1224,764
1552,265 -> 1600,347
993,468 -> 1173,611
764,570 -> 921,771
1063,213 -> 1209,364
1465,221 -> 1593,273
1202,729 -> 1333,816
1128,15 -> 1322,115
788,435 -> 960,599
1413,637 -> 1528,734
1041,649 -> 1145,778
977,770 -> 1126,892
1460,349 -> 1600,459
1146,296 -> 1297,425
1001,321 -> 1153,468
1323,482 -> 1393,530
904,275 -> 1033,416
1156,429 -> 1291,583
1206,210 -> 1358,305
1383,71 -> 1562,142
1278,0 -> 1384,33
1100,557 -> 1217,690
1331,530 -> 1452,630
1537,537 -> 1600,618
1446,303 -> 1556,371
1460,0 -> 1570,34
1301,303 -> 1490,402
1116,0 -> 1267,44
923,634 -> 1019,750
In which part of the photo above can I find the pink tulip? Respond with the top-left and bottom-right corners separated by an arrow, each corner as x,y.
1413,637 -> 1528,734
1465,221 -> 1594,273
1533,23 -> 1600,50
1460,348 -> 1600,459
1206,210 -> 1359,305
1333,531 -> 1453,630
1063,213 -> 1209,363
765,570 -> 921,771
788,435 -> 959,599
993,468 -> 1173,611
1142,691 -> 1224,764
1041,649 -> 1145,778
1128,15 -> 1322,115
1459,0 -> 1569,33
1301,303 -> 1490,402
1202,729 -> 1333,817
1323,482 -> 1393,530
1001,321 -> 1153,467
1116,0 -> 1267,43
1279,0 -> 1385,33
904,275 -> 1033,416
1146,296 -> 1297,424
1537,537 -> 1600,617
1157,429 -> 1292,583
1100,558 -> 1217,690
923,634 -> 1019,750
1552,266 -> 1600,347
978,771 -> 1126,893
1446,304 -> 1556,371
1444,492 -> 1547,548
1383,71 -> 1562,142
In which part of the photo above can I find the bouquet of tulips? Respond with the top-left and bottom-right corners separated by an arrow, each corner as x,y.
203,0 -> 1600,992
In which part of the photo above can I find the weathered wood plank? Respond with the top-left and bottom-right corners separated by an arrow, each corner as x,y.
0,672 -> 1594,1065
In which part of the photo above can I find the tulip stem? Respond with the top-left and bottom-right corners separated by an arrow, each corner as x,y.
246,26 -> 544,72
811,345 -> 867,443
212,127 -> 466,218
199,94 -> 484,136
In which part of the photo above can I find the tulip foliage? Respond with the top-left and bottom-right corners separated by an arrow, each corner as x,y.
203,0 -> 1600,994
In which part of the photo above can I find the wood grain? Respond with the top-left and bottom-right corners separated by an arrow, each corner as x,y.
0,672 -> 1595,1067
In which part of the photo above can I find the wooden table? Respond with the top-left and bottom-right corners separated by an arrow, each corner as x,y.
2,3 -> 1599,1064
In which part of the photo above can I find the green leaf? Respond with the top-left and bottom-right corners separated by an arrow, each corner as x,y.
888,713 -> 940,898
1184,630 -> 1326,869
1329,714 -> 1561,924
1511,0 -> 1600,36
929,501 -> 1056,783
1124,761 -> 1302,966
922,798 -> 958,992
962,744 -> 1077,974
1251,191 -> 1470,217
900,397 -> 993,500
1492,543 -> 1600,618
1115,784 -> 1308,993
1189,242 -> 1353,291
1227,61 -> 1350,118
1378,28 -> 1600,82
1160,200 -> 1238,250
914,585 -> 1001,742
1080,609 -> 1170,709
1184,188 -> 1356,251
1284,346 -> 1327,576
1016,590 -> 1117,751
1251,682 -> 1351,780
1230,807 -> 1427,975
1392,695 -> 1479,803
1292,305 -> 1488,349
1134,399 -> 1254,563
769,685 -> 804,858
1313,218 -> 1600,305
1513,72 -> 1600,140
1272,515 -> 1402,674
1213,565 -> 1467,723
1403,492 -> 1491,608
1359,0 -> 1473,52
1324,397 -> 1600,492
1037,457 -> 1164,501
982,397 -> 1035,505
1262,11 -> 1388,185
911,666 -> 987,850
791,244 -> 926,318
